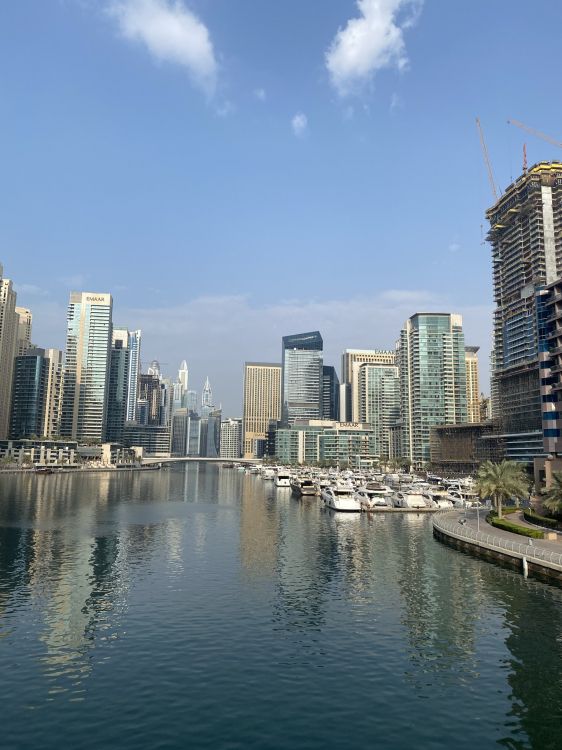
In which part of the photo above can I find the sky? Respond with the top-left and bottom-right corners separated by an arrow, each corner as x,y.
1,0 -> 562,415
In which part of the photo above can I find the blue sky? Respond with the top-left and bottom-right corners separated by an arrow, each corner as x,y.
1,0 -> 562,414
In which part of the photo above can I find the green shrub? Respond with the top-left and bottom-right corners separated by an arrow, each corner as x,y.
523,509 -> 559,529
501,506 -> 519,515
487,514 -> 544,539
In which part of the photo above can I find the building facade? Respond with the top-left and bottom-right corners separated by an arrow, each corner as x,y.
357,362 -> 400,461
15,307 -> 32,357
10,348 -> 48,439
274,420 -> 379,467
341,349 -> 396,422
465,346 -> 480,423
487,162 -> 562,454
60,292 -> 113,442
126,330 -> 141,422
105,328 -> 130,443
322,365 -> 340,421
242,362 -> 281,458
220,418 -> 242,459
398,313 -> 467,466
0,264 -> 18,439
430,421 -> 504,476
281,331 -> 323,427
43,348 -> 64,439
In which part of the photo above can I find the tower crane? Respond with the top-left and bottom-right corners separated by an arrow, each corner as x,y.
476,117 -> 499,201
507,119 -> 562,150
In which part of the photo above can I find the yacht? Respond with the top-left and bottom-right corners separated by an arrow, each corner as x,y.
291,477 -> 318,497
275,470 -> 291,488
262,467 -> 275,480
393,491 -> 427,509
354,483 -> 393,511
322,484 -> 361,512
424,490 -> 454,509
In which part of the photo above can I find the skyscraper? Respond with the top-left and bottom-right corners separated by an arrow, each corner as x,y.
10,347 -> 48,439
15,307 -> 32,356
465,346 -> 481,423
487,162 -> 562,451
281,331 -> 323,427
243,362 -> 281,458
60,292 -> 113,441
178,360 -> 189,395
220,418 -> 242,459
322,365 -> 340,421
43,348 -> 64,439
201,376 -> 213,417
105,328 -> 130,443
398,313 -> 467,465
186,390 -> 198,413
138,373 -> 161,426
0,264 -> 19,439
357,362 -> 400,460
126,330 -> 141,422
341,349 -> 396,422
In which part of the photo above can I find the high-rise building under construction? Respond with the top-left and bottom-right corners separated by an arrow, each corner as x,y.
487,161 -> 562,459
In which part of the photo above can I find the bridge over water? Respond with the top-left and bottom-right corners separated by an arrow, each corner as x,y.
142,456 -> 262,466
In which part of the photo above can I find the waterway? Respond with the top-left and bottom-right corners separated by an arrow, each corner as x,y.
0,464 -> 561,749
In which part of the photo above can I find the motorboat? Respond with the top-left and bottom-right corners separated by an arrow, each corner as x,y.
291,477 -> 318,497
393,491 -> 427,509
354,483 -> 393,511
275,471 -> 291,488
322,484 -> 361,512
262,467 -> 275,480
424,490 -> 454,509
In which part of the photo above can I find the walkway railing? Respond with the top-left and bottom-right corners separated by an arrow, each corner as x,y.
433,511 -> 562,570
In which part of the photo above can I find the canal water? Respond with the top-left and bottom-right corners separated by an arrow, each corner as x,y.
0,464 -> 561,750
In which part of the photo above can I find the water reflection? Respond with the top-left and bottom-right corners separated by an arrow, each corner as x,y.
0,466 -> 561,748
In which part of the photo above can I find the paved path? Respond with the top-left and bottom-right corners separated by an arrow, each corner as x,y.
458,509 -> 562,554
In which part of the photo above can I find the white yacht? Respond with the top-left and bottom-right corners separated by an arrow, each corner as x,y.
393,491 -> 427,509
322,484 -> 361,512
275,470 -> 291,488
354,484 -> 393,511
291,477 -> 318,497
262,467 -> 275,480
424,490 -> 454,509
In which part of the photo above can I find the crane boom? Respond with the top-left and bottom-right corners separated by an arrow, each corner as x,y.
476,117 -> 499,201
507,119 -> 562,150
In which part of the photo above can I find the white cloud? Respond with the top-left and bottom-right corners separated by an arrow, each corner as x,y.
326,0 -> 423,97
449,242 -> 461,254
14,283 -> 49,297
254,88 -> 266,102
291,112 -> 308,138
59,274 -> 87,288
107,0 -> 218,97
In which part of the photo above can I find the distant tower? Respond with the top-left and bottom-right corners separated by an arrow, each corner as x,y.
178,360 -> 189,393
147,360 -> 161,378
201,377 -> 213,417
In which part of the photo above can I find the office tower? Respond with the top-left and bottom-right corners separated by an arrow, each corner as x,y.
398,313 -> 467,465
10,347 -> 48,439
465,346 -> 481,423
281,331 -> 323,427
487,162 -> 562,451
322,365 -> 340,421
201,408 -> 221,458
15,307 -> 32,356
126,330 -> 141,422
341,349 -> 396,422
357,362 -> 400,460
60,292 -> 112,441
201,376 -> 214,418
105,328 -> 130,443
0,265 -> 19,439
159,378 -> 173,427
178,360 -> 189,395
186,390 -> 198,413
43,348 -> 64,438
171,408 -> 189,456
243,362 -> 282,458
147,360 -> 161,377
138,373 -> 161,426
220,418 -> 242,459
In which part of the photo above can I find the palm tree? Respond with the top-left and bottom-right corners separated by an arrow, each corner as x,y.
476,460 -> 529,519
543,472 -> 562,516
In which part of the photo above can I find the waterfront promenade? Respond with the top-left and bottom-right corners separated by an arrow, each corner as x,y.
433,509 -> 562,582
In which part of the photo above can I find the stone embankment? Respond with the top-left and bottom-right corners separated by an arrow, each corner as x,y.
433,509 -> 562,584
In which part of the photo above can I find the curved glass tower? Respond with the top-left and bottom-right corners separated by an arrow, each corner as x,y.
281,331 -> 323,427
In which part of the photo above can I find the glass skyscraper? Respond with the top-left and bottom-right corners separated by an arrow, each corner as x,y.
105,328 -> 130,443
398,313 -> 467,465
281,331 -> 323,427
358,363 -> 400,460
60,292 -> 113,442
10,347 -> 48,439
126,330 -> 141,422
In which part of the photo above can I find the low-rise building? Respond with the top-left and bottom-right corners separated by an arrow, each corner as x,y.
429,421 -> 504,476
0,439 -> 78,466
274,420 -> 380,467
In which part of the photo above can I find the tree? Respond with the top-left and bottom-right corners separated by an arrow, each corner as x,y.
476,460 -> 529,519
542,472 -> 562,516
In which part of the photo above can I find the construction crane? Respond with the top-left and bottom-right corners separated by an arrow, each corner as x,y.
476,117 -> 499,201
507,118 -> 562,150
